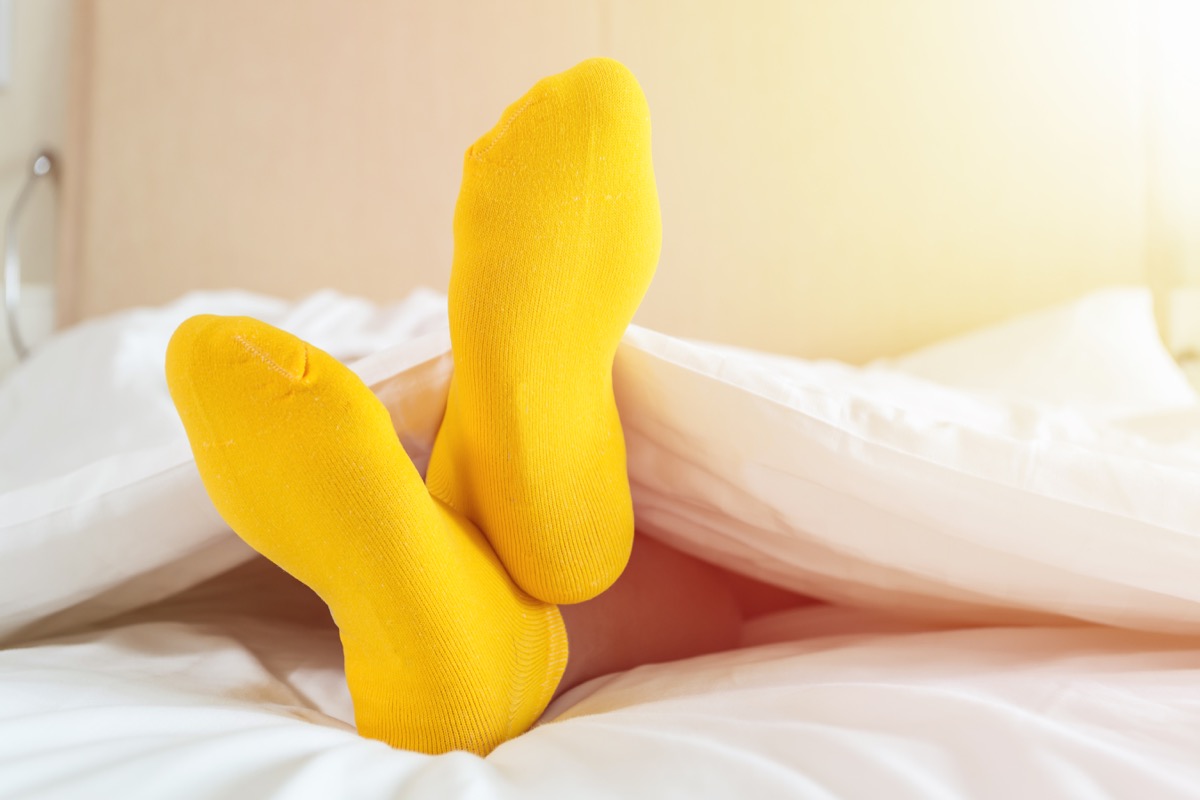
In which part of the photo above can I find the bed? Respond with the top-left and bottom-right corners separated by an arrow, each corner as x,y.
4,2 -> 1200,798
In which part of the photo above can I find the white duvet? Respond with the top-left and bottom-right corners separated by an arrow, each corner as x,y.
2,287 -> 1200,799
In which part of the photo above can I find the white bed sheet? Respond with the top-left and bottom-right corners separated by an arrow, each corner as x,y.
3,286 -> 1200,799
2,559 -> 1199,799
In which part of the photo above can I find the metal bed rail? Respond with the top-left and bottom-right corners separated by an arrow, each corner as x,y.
3,150 -> 55,362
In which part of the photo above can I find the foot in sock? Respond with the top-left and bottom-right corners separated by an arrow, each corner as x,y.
426,57 -> 662,605
165,315 -> 567,755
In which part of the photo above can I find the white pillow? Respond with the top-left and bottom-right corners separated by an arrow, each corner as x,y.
5,286 -> 1200,645
615,289 -> 1200,633
884,287 -> 1198,422
0,290 -> 448,643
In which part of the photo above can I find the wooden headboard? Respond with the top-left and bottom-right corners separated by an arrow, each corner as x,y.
58,0 -> 1200,361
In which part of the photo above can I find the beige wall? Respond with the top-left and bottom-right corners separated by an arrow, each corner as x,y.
0,0 -> 70,287
35,1 -> 1200,361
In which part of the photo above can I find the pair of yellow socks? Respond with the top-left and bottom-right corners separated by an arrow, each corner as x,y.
165,58 -> 660,756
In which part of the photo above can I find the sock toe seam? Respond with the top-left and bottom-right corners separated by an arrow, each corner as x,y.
232,333 -> 305,381
470,95 -> 546,162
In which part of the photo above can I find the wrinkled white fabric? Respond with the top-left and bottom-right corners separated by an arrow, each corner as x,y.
2,564 -> 1199,800
2,286 -> 1200,798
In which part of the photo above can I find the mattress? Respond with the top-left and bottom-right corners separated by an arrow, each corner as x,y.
2,287 -> 1200,798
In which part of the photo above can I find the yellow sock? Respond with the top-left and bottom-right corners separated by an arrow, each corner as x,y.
165,315 -> 567,756
426,58 -> 662,605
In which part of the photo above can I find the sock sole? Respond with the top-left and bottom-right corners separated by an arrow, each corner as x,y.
426,58 -> 661,604
166,315 -> 567,755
